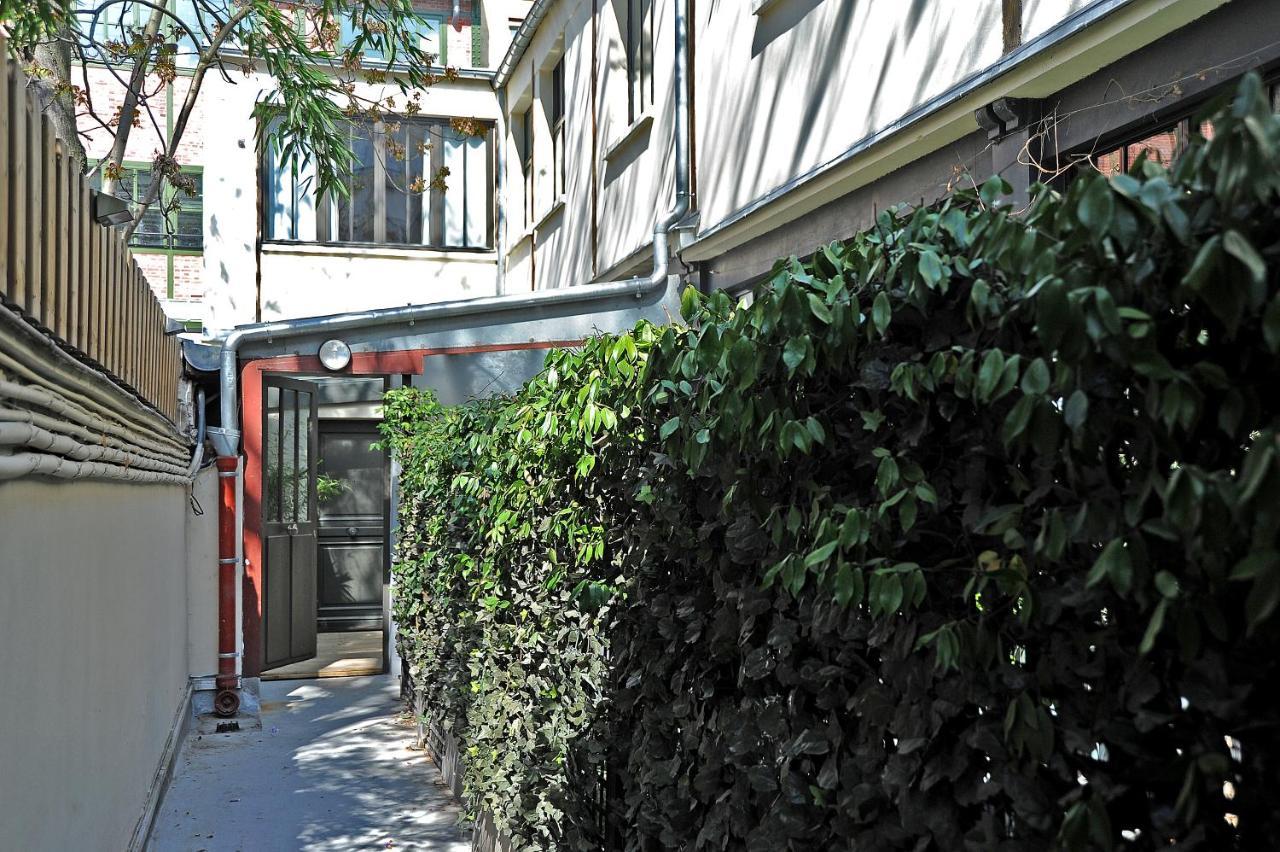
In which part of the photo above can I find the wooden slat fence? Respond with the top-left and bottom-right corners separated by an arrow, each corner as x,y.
0,34 -> 182,423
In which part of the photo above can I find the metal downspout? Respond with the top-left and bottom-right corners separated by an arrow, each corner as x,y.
207,0 -> 690,697
213,452 -> 241,717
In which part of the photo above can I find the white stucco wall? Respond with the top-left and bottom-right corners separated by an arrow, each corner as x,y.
199,69 -> 502,333
1023,0 -> 1103,41
0,478 -> 205,852
502,0 -> 678,291
695,1 -> 1005,232
258,245 -> 499,320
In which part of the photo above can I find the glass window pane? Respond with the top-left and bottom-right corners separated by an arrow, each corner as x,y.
413,15 -> 443,63
173,172 -> 203,249
265,386 -> 281,522
465,133 -> 488,246
443,130 -> 466,246
1094,148 -> 1123,178
1127,129 -> 1179,168
342,124 -> 377,242
297,391 -> 311,523
384,122 -> 410,244
410,122 -> 429,245
281,388 -> 297,521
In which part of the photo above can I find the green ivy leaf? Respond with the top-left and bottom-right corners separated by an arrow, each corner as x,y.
807,293 -> 833,324
1064,390 -> 1089,432
1077,177 -> 1115,235
872,292 -> 892,336
1020,358 -> 1051,396
1087,539 -> 1133,595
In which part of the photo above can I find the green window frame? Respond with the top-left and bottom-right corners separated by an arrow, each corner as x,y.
89,160 -> 203,251
88,160 -> 203,299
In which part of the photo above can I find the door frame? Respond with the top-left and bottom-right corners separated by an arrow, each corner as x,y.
314,415 -> 392,636
260,375 -> 320,670
238,343 -> 575,679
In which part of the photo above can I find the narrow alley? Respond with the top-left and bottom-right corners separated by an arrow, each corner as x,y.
149,675 -> 470,852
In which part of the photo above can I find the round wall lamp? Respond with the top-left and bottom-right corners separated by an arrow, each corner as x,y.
318,339 -> 352,371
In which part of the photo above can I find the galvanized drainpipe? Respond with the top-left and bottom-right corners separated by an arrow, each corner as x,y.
205,0 -> 690,712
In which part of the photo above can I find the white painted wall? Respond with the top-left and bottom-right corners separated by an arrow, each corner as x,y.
501,0 -> 1149,287
695,1 -> 1005,231
1023,0 -> 1103,41
258,245 -> 499,320
0,478 -> 211,852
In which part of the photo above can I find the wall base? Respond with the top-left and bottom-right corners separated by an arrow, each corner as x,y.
129,683 -> 193,852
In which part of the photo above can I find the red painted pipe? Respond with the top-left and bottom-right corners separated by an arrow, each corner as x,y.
214,455 -> 241,717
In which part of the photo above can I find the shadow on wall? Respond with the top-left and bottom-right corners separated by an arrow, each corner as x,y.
700,0 -> 1001,227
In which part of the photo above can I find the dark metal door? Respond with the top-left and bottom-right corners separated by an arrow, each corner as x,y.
262,377 -> 319,669
316,421 -> 388,632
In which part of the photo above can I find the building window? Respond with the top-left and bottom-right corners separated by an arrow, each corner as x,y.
339,10 -> 445,64
551,57 -> 566,199
518,107 -> 534,228
89,162 -> 203,251
263,115 -> 494,250
624,0 -> 654,124
77,0 -> 203,67
1087,80 -> 1280,179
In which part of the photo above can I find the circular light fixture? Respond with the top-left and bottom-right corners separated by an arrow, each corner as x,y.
318,339 -> 352,372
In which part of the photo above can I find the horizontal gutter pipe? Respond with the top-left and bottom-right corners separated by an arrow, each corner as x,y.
0,452 -> 190,484
0,422 -> 191,476
0,401 -> 188,468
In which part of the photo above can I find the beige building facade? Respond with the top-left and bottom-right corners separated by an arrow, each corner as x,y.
495,0 -> 1280,297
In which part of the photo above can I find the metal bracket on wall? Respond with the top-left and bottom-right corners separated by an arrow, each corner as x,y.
974,97 -> 1042,140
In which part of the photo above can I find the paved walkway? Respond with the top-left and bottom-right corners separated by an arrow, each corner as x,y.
150,674 -> 470,852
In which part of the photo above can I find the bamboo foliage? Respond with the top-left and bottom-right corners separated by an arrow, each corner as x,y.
0,35 -> 182,422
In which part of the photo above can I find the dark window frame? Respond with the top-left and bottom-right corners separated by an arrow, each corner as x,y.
1067,77 -> 1280,184
551,57 -> 566,200
519,107 -> 535,228
261,113 -> 496,251
624,0 -> 654,125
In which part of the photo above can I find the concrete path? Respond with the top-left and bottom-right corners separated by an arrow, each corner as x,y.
149,674 -> 470,852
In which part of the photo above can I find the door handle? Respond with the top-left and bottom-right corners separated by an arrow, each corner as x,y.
347,526 -> 359,537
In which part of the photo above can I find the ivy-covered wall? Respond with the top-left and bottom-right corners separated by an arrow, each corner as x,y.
382,77 -> 1280,851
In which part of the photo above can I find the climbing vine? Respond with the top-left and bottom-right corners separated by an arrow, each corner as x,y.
382,75 -> 1280,850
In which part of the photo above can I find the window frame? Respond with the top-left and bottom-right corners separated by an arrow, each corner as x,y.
624,0 -> 654,125
338,9 -> 446,65
88,159 -> 204,252
261,114 -> 496,252
551,57 -> 566,200
519,107 -> 535,229
1070,77 -> 1280,184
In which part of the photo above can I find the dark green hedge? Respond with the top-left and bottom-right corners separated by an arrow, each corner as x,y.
382,76 -> 1280,851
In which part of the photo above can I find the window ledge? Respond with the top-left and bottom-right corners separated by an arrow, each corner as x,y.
535,197 -> 566,232
604,113 -> 653,162
261,241 -> 497,262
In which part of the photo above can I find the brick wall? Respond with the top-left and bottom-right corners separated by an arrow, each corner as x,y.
79,66 -> 206,167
